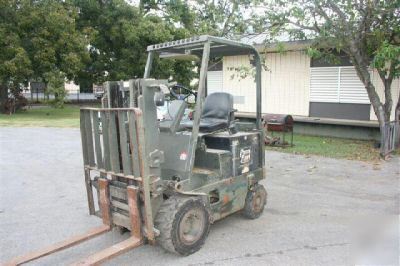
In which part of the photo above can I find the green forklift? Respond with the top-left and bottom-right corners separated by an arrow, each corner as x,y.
7,35 -> 267,266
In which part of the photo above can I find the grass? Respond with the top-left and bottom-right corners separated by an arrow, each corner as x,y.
0,105 -> 80,128
265,133 -> 383,161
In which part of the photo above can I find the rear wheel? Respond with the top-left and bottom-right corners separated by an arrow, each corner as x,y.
242,184 -> 267,219
155,195 -> 210,256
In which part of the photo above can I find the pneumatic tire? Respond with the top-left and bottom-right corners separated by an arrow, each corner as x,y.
155,195 -> 210,256
242,183 -> 267,219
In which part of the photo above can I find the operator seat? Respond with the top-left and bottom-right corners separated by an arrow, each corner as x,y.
181,92 -> 235,133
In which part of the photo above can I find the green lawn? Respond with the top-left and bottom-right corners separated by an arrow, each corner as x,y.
0,105 -> 80,128
265,134 -> 383,161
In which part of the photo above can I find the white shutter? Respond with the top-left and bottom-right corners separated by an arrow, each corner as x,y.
310,67 -> 339,102
207,71 -> 223,95
310,67 -> 370,104
339,67 -> 369,104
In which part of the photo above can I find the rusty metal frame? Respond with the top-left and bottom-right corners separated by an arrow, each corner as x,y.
98,178 -> 111,226
127,186 -> 143,239
71,237 -> 142,266
3,225 -> 111,266
133,108 -> 156,242
4,180 -> 114,266
71,186 -> 143,266
5,178 -> 144,266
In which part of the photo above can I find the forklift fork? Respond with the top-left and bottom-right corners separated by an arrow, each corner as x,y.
4,180 -> 143,266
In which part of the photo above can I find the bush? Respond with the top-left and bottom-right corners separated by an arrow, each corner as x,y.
45,72 -> 67,108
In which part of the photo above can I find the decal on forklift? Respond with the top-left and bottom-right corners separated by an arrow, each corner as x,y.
180,151 -> 188,160
242,166 -> 249,174
240,148 -> 251,164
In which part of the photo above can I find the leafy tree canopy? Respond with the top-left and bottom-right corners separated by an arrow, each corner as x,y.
0,0 -> 89,108
74,0 -> 195,91
141,0 -> 258,37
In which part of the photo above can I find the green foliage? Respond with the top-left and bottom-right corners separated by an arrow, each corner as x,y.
0,0 -> 88,110
228,65 -> 255,80
372,41 -> 400,80
145,0 -> 257,38
45,71 -> 67,108
73,0 -> 195,88
1,0 -> 258,108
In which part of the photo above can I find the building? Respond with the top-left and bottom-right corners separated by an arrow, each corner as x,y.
206,36 -> 400,140
24,81 -> 96,102
27,81 -> 80,94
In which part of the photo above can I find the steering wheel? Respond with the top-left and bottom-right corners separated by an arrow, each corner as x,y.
169,84 -> 197,101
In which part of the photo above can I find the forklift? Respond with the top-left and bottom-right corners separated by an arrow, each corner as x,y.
6,35 -> 267,265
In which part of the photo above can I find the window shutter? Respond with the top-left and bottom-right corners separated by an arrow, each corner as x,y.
339,67 -> 369,104
310,67 -> 339,102
310,67 -> 370,104
207,71 -> 223,95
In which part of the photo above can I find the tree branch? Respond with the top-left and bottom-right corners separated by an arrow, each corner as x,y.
326,1 -> 347,20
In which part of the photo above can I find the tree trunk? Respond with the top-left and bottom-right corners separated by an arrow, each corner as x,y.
348,48 -> 391,157
396,93 -> 400,122
0,84 -> 8,113
395,93 -> 400,148
378,70 -> 393,122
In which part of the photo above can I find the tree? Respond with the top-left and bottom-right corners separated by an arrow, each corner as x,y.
0,0 -> 89,110
73,0 -> 195,89
257,0 -> 399,156
142,0 -> 255,37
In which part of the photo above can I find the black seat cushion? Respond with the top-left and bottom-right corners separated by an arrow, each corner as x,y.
182,92 -> 233,132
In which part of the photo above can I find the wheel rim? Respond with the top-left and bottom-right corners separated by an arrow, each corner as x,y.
178,208 -> 205,245
252,191 -> 264,213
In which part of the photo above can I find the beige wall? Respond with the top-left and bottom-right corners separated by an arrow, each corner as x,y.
370,70 -> 400,121
223,51 -> 311,116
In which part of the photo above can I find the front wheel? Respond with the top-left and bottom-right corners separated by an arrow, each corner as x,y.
155,195 -> 210,256
242,183 -> 267,219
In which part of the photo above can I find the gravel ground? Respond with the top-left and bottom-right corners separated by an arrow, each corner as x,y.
0,127 -> 399,266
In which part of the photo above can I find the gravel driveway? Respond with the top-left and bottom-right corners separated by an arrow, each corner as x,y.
0,127 -> 398,266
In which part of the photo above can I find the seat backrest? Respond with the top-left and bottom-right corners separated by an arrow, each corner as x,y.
202,92 -> 234,121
